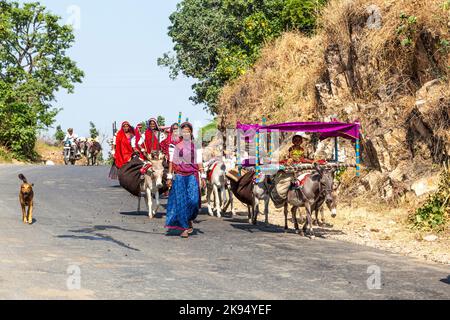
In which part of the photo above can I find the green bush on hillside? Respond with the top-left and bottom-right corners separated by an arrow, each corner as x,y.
411,166 -> 450,232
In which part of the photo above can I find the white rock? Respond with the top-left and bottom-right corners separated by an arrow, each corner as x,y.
45,160 -> 55,166
411,177 -> 439,197
423,235 -> 438,242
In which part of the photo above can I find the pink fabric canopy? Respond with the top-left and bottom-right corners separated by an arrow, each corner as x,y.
236,121 -> 360,141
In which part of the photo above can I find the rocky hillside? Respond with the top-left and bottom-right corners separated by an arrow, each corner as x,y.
218,0 -> 450,204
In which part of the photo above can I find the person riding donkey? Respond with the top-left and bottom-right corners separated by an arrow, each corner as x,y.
135,118 -> 161,160
113,121 -> 135,169
132,123 -> 146,161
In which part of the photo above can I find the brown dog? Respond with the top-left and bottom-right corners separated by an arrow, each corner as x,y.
18,174 -> 34,224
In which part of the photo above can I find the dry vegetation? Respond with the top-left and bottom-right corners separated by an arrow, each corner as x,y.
219,0 -> 449,128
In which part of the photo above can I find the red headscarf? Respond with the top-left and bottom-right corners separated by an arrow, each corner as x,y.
160,123 -> 182,160
134,123 -> 145,160
144,118 -> 160,153
115,121 -> 135,169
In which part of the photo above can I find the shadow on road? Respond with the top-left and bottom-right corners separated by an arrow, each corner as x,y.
57,234 -> 140,251
120,211 -> 149,217
56,225 -> 163,251
440,276 -> 450,285
226,210 -> 346,238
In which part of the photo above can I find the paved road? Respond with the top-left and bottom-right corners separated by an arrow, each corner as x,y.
0,165 -> 448,300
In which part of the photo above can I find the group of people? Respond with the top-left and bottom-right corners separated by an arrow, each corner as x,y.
110,119 -> 206,238
109,119 -> 321,238
63,128 -> 100,158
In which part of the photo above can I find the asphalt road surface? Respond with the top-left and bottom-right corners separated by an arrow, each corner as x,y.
0,165 -> 448,300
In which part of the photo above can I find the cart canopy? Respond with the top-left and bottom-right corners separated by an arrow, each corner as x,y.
236,121 -> 360,141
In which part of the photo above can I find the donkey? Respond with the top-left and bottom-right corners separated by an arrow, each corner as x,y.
76,138 -> 88,159
206,157 -> 236,218
311,181 -> 340,226
284,165 -> 337,238
86,140 -> 102,166
248,176 -> 271,225
138,152 -> 165,219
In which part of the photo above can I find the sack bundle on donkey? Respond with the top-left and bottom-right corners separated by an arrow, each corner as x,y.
269,170 -> 294,208
226,169 -> 255,206
118,155 -> 144,197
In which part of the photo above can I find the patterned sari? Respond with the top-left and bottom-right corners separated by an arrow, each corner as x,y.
165,140 -> 201,231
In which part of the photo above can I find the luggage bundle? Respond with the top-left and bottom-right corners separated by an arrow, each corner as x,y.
268,170 -> 294,208
118,155 -> 145,197
226,169 -> 255,206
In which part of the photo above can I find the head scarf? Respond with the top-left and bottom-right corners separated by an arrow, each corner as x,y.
144,119 -> 161,153
160,123 -> 182,160
180,122 -> 194,140
134,123 -> 145,160
148,118 -> 160,131
114,121 -> 135,169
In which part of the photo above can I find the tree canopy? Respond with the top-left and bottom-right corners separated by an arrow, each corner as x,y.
0,1 -> 84,159
158,0 -> 327,115
89,121 -> 99,139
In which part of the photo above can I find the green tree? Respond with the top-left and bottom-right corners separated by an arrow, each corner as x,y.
54,125 -> 65,144
0,1 -> 84,159
158,0 -> 326,114
89,121 -> 99,139
157,116 -> 166,127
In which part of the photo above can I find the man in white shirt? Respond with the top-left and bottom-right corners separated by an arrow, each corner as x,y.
64,128 -> 80,156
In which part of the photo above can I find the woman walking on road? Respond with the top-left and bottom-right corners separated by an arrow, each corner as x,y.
165,122 -> 206,238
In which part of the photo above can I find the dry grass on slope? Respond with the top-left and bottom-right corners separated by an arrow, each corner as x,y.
218,0 -> 450,128
219,33 -> 325,128
321,0 -> 450,97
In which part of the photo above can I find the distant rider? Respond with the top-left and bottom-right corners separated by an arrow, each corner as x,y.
64,128 -> 81,157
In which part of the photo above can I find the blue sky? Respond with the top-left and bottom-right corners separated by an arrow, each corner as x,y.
26,0 -> 211,143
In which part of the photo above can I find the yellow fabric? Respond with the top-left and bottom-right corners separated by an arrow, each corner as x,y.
290,147 -> 304,161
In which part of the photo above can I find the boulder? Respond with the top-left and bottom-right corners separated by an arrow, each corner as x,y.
423,235 -> 438,242
45,160 -> 55,166
411,176 -> 439,197
361,171 -> 384,191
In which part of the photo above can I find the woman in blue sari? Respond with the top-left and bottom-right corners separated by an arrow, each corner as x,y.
165,122 -> 206,238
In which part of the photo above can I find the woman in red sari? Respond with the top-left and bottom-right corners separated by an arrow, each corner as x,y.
114,121 -> 135,169
132,123 -> 145,161
143,118 -> 161,156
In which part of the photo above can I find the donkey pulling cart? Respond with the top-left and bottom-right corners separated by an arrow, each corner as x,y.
223,119 -> 362,237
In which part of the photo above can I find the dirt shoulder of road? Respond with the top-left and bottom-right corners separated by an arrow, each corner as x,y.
232,199 -> 450,266
0,140 -> 89,166
34,140 -> 65,165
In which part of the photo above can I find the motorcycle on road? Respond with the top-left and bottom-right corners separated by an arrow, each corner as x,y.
63,140 -> 81,165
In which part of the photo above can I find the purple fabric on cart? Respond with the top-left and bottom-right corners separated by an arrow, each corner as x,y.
236,121 -> 360,141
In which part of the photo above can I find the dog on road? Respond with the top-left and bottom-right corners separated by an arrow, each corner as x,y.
18,174 -> 34,224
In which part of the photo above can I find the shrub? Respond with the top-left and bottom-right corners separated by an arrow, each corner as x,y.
411,165 -> 450,232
